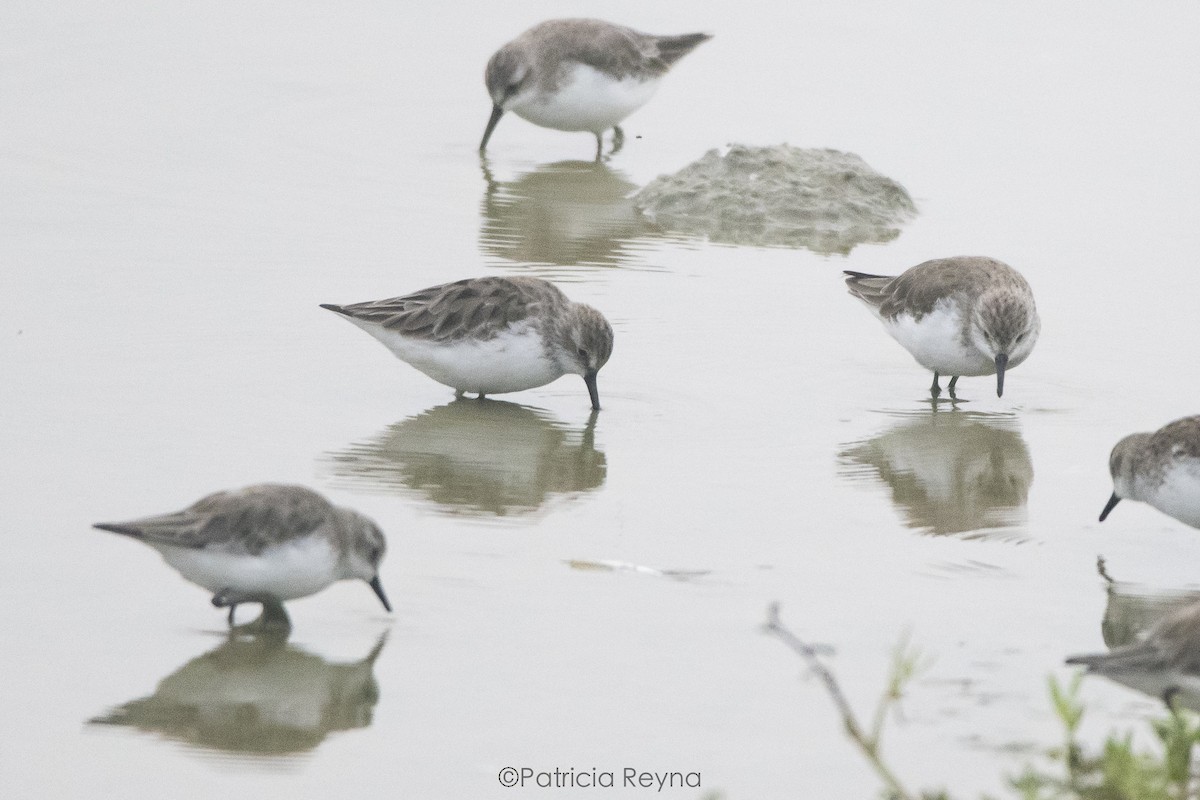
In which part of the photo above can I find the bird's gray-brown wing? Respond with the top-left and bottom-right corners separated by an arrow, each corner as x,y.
1065,641 -> 1168,673
1148,416 -> 1200,464
321,277 -> 565,343
533,20 -> 707,80
845,259 -> 990,320
843,271 -> 897,315
1068,601 -> 1200,675
93,484 -> 331,555
649,32 -> 713,68
1154,601 -> 1200,674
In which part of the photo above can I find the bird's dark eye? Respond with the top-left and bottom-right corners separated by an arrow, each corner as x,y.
578,348 -> 588,360
505,82 -> 521,99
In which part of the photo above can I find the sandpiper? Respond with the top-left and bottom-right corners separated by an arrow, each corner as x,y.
1100,415 -> 1200,528
1068,598 -> 1200,709
321,276 -> 614,410
844,256 -> 1040,399
479,18 -> 711,156
94,484 -> 390,629
321,278 -> 609,410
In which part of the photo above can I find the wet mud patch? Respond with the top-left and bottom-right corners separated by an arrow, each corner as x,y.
634,144 -> 917,255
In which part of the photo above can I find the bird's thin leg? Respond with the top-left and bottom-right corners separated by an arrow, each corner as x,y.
594,132 -> 604,161
256,598 -> 291,631
929,372 -> 942,399
212,588 -> 241,613
948,376 -> 959,399
477,392 -> 487,401
455,388 -> 465,399
610,125 -> 625,155
214,589 -> 292,633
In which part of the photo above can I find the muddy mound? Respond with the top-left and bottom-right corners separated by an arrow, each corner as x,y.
634,144 -> 917,255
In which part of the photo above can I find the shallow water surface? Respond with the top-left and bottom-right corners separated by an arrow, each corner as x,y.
4,1 -> 1200,798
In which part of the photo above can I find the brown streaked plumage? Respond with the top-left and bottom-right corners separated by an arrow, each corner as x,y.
480,18 -> 711,155
1068,599 -> 1200,709
1100,415 -> 1200,527
97,484 -> 331,555
321,276 -> 614,410
94,484 -> 391,628
323,276 -> 564,343
844,256 -> 1040,399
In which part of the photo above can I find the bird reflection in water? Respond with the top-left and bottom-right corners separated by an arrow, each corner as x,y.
839,410 -> 1033,538
479,158 -> 656,268
89,631 -> 388,757
323,399 -> 605,518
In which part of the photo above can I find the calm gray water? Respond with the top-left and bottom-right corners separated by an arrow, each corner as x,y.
4,1 -> 1200,797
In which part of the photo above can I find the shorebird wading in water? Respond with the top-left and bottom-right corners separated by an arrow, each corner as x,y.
1067,598 -> 1200,710
321,276 -> 614,410
844,256 -> 1040,399
94,484 -> 391,630
479,18 -> 712,157
1100,415 -> 1200,529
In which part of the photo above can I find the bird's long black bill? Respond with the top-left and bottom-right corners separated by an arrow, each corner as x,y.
93,522 -> 137,537
584,371 -> 600,411
479,105 -> 504,152
1099,492 -> 1121,522
995,353 -> 1009,397
369,575 -> 392,612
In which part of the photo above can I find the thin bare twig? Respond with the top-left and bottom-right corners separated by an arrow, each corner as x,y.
763,602 -> 919,800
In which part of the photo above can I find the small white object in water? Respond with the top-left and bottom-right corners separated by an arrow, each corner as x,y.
567,559 -> 710,580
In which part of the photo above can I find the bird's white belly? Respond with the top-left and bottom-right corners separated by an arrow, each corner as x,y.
155,536 -> 341,600
511,64 -> 660,132
355,319 -> 564,394
883,303 -> 993,376
1146,461 -> 1200,528
1107,670 -> 1200,711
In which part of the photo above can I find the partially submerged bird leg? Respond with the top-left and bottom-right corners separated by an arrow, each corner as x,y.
595,126 -> 626,161
212,589 -> 292,631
